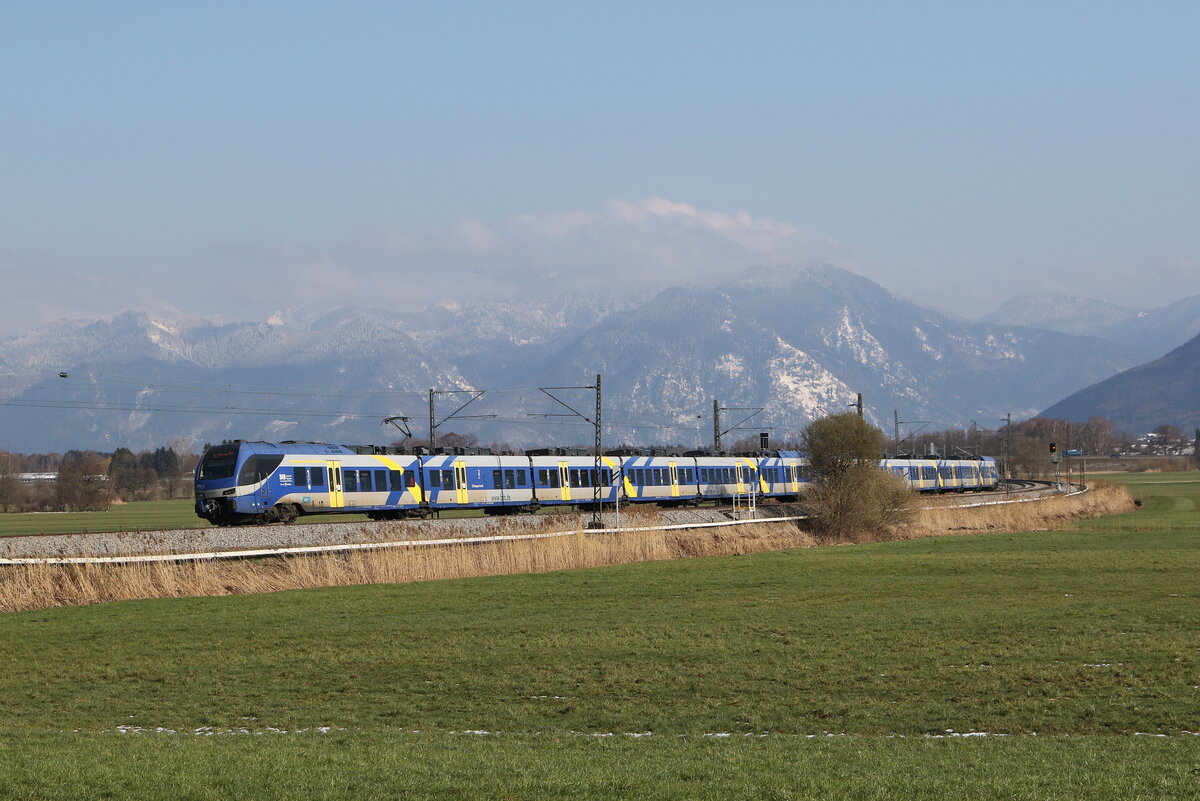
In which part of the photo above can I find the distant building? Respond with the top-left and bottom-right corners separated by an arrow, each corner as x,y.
16,473 -> 58,484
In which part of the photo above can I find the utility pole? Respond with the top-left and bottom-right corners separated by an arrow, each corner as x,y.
713,402 -> 764,453
428,388 -> 492,451
855,393 -> 863,418
535,376 -> 604,529
713,399 -> 721,452
594,373 -> 602,527
1004,412 -> 1012,496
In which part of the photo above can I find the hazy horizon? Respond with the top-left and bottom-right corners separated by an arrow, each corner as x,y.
4,3 -> 1198,335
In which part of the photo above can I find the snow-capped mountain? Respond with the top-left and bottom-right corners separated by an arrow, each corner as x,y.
0,267 -> 1156,452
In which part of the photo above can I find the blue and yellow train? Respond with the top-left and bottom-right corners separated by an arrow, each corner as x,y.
193,440 -> 999,526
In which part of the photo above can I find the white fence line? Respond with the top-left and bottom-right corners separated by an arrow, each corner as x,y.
934,483 -> 1087,510
0,515 -> 807,567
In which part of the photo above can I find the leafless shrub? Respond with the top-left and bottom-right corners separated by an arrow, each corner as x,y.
802,466 -> 918,543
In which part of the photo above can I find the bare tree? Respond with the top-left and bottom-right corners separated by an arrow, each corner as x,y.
801,413 -> 916,541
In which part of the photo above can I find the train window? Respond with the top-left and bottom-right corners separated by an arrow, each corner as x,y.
311,468 -> 324,487
388,470 -> 401,490
429,470 -> 441,488
590,469 -> 598,486
376,470 -> 387,491
549,470 -> 560,488
602,468 -> 611,484
504,470 -> 515,489
344,470 -> 358,492
237,455 -> 284,486
537,469 -> 549,485
518,471 -> 527,487
197,450 -> 238,481
293,467 -> 309,486
360,471 -> 374,492
700,468 -> 708,482
492,469 -> 503,489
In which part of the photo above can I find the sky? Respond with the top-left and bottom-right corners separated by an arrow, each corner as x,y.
3,1 -> 1199,334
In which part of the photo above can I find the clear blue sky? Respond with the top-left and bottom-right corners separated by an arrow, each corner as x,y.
3,1 -> 1198,331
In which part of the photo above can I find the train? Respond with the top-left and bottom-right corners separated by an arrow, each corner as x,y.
193,440 -> 1000,526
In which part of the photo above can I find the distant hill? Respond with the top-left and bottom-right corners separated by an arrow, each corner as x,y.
1039,333 -> 1200,434
982,293 -> 1200,358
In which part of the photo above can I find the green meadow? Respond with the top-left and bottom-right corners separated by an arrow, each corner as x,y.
0,474 -> 1197,799
0,499 -> 209,537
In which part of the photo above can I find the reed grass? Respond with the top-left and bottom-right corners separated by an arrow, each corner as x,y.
0,486 -> 1131,613
908,482 -> 1135,539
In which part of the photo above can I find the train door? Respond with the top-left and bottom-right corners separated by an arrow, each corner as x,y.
736,464 -> 746,494
326,461 -> 344,508
669,462 -> 679,498
558,462 -> 570,502
454,461 -> 469,505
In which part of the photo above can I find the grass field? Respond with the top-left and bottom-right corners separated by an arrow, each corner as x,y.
0,474 -> 1196,798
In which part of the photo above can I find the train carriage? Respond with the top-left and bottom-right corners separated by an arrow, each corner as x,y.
620,455 -> 695,504
528,455 -> 618,508
194,442 -> 422,525
757,450 -> 807,500
195,440 -> 1003,526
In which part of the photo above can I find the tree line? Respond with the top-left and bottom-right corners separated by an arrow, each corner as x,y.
0,445 -> 201,513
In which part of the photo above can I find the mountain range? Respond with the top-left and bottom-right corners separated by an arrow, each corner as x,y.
1,265 -> 1195,453
1040,331 -> 1200,434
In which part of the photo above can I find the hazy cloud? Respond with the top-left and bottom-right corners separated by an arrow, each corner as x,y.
358,197 -> 853,304
3,197 -> 1196,335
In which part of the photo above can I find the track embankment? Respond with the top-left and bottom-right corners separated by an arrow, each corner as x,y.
0,487 -> 1136,612
0,505 -> 806,562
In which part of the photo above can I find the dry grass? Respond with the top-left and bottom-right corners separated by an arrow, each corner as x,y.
0,510 -> 814,613
0,487 -> 1131,613
905,482 -> 1136,539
